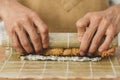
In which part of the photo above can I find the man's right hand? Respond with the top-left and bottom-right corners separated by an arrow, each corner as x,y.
0,0 -> 49,54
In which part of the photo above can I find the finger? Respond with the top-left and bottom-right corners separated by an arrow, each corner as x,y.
79,18 -> 100,56
98,25 -> 114,52
88,18 -> 109,56
76,18 -> 89,41
38,26 -> 49,49
10,31 -> 24,54
30,13 -> 49,48
21,19 -> 42,53
14,24 -> 33,53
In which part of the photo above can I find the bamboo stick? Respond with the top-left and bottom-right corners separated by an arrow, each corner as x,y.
0,32 -> 118,57
0,32 -> 118,48
0,33 -> 80,48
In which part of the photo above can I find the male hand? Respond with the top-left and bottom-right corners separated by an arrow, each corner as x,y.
0,0 -> 49,54
76,5 -> 120,56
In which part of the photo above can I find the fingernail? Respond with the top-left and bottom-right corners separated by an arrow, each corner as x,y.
99,48 -> 103,52
80,52 -> 85,56
88,53 -> 92,57
43,45 -> 48,49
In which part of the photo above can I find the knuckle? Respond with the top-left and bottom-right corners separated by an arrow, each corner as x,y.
89,46 -> 96,54
102,19 -> 110,27
76,21 -> 82,28
106,30 -> 111,35
8,29 -> 15,36
106,32 -> 113,39
103,18 -> 108,23
31,12 -> 38,17
109,35 -> 114,40
42,39 -> 47,44
41,27 -> 48,34
20,16 -> 29,22
22,40 -> 29,47
14,25 -> 21,31
30,12 -> 41,21
13,22 -> 19,27
92,15 -> 101,21
33,36 -> 40,42
12,22 -> 20,31
94,15 -> 100,19
76,20 -> 81,27
35,48 -> 42,53
13,42 -> 20,49
82,12 -> 103,24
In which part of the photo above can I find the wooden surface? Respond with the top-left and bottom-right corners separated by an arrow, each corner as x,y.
0,46 -> 120,80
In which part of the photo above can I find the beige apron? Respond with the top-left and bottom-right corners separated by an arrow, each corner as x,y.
19,0 -> 109,32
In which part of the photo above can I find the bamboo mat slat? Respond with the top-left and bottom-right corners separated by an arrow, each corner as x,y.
0,47 -> 120,80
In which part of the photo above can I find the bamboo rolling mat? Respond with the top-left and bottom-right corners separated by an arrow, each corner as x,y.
0,22 -> 120,80
0,47 -> 120,80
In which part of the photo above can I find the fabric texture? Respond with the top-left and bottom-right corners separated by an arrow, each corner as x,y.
19,0 -> 109,32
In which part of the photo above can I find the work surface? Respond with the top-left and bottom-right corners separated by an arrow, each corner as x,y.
0,47 -> 120,80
